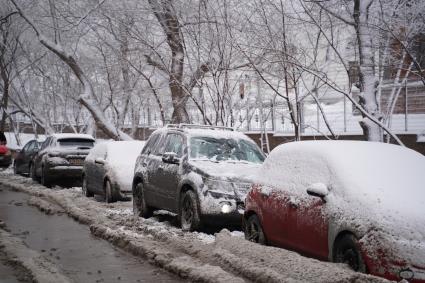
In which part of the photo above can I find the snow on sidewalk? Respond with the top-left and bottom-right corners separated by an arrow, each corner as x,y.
0,173 -> 390,283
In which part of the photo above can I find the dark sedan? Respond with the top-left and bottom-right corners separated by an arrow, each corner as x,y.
31,134 -> 95,187
13,139 -> 43,175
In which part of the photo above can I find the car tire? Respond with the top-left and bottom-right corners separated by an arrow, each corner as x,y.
179,190 -> 201,232
104,180 -> 115,203
82,175 -> 94,197
132,182 -> 153,218
333,234 -> 367,273
13,162 -> 19,175
244,214 -> 267,245
30,163 -> 38,182
41,166 -> 52,188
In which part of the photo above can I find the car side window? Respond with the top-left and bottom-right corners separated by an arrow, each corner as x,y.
141,133 -> 160,155
163,134 -> 184,158
40,138 -> 50,150
27,141 -> 36,153
22,141 -> 32,152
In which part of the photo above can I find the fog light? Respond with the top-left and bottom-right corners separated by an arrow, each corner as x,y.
399,268 -> 414,280
221,203 -> 231,214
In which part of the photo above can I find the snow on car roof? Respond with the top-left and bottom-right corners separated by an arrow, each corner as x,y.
154,126 -> 255,142
51,133 -> 95,140
263,140 -> 425,195
105,140 -> 146,161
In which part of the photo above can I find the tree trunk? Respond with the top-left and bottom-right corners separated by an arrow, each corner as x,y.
354,0 -> 383,142
149,0 -> 189,124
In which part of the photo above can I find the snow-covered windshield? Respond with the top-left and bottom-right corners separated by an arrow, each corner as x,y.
189,136 -> 265,164
58,138 -> 94,148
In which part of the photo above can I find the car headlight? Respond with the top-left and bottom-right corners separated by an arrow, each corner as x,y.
203,178 -> 251,200
204,178 -> 235,198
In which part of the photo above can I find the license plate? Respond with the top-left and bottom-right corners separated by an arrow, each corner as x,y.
68,158 -> 83,166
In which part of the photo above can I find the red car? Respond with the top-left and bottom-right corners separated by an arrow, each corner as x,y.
244,141 -> 425,282
0,145 -> 12,169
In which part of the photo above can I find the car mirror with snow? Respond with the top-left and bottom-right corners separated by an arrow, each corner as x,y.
95,158 -> 106,165
162,152 -> 180,164
306,183 -> 329,199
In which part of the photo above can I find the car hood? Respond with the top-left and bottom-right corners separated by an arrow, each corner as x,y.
189,159 -> 262,183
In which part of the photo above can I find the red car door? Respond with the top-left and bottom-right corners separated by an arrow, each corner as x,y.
292,196 -> 329,261
258,186 -> 300,251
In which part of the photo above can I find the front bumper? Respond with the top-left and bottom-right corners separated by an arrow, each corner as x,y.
361,231 -> 425,282
198,191 -> 245,226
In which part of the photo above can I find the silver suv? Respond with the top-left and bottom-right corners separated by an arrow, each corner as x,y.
132,124 -> 265,231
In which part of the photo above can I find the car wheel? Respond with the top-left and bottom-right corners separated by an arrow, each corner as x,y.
30,163 -> 38,182
104,180 -> 115,203
82,175 -> 94,197
41,166 -> 52,188
179,190 -> 201,232
13,162 -> 18,175
132,182 -> 153,218
245,214 -> 267,245
333,234 -> 367,273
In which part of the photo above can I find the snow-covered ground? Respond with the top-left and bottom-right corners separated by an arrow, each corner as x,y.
0,172 -> 389,282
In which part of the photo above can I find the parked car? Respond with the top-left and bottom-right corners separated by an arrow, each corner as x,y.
244,141 -> 425,282
82,140 -> 146,202
13,139 -> 43,175
0,145 -> 12,169
132,124 -> 265,231
31,133 -> 95,187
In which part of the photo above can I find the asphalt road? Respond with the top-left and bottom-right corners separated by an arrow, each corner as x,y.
0,186 -> 183,283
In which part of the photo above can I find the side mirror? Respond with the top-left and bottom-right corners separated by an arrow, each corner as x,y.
307,183 -> 329,199
95,158 -> 106,165
162,152 -> 180,164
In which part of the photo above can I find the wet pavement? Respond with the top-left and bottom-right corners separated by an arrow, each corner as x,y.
0,187 -> 183,283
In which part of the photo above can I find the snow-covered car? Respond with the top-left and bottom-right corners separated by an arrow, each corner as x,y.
244,141 -> 425,282
31,134 -> 95,187
13,139 -> 43,175
132,124 -> 265,231
82,140 -> 146,202
0,145 -> 12,169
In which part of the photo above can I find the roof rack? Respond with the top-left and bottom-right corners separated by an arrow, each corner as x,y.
165,124 -> 234,131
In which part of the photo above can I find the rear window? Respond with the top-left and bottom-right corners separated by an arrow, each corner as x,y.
58,138 -> 94,148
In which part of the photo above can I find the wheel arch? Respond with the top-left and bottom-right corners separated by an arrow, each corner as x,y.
330,229 -> 361,261
177,180 -> 199,210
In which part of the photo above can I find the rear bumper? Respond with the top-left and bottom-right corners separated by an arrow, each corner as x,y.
0,155 -> 12,167
45,165 -> 83,184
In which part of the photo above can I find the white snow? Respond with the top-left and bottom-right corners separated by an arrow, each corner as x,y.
105,141 -> 145,192
51,133 -> 95,140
